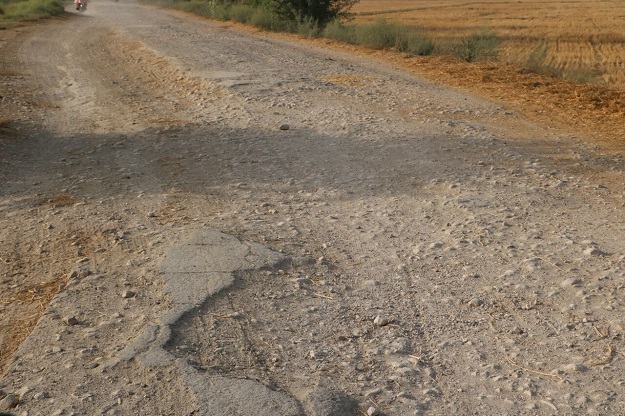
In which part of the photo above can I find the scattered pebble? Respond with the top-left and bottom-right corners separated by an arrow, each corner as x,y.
373,315 -> 391,327
121,290 -> 136,299
33,391 -> 48,400
583,247 -> 606,256
468,298 -> 484,307
560,278 -> 582,288
63,316 -> 79,326
367,406 -> 380,416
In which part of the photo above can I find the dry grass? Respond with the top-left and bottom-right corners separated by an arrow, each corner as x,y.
352,0 -> 625,89
0,276 -> 66,373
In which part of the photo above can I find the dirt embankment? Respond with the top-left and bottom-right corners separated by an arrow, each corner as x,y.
1,2 -> 625,415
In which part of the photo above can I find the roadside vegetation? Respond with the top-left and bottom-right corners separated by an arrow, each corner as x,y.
0,0 -> 500,65
0,0 -> 64,27
145,0 -> 499,61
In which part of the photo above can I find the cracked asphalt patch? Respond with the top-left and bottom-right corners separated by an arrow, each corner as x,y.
109,229 -> 300,415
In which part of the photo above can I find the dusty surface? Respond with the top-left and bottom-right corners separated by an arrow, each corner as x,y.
2,1 -> 625,415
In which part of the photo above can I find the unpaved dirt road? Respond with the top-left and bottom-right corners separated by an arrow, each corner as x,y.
2,1 -> 625,415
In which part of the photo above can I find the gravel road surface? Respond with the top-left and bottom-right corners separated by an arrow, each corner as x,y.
2,1 -> 625,415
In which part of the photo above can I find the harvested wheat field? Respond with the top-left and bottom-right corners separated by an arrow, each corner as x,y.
353,0 -> 625,89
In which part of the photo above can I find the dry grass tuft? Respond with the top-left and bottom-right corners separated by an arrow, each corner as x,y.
0,275 -> 66,374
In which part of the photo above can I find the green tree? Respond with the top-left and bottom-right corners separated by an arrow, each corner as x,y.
265,0 -> 357,27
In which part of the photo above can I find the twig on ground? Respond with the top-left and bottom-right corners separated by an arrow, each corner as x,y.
536,257 -> 563,270
312,292 -> 333,300
593,325 -> 610,339
209,312 -> 235,319
505,357 -> 564,381
587,345 -> 615,367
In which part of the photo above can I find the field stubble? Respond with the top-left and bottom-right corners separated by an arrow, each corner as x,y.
353,0 -> 625,89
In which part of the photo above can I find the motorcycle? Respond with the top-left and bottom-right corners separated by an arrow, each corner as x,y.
74,0 -> 87,11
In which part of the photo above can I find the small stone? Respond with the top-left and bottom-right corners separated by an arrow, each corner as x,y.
147,211 -> 157,218
33,391 -> 48,400
121,290 -> 136,299
468,298 -> 483,307
0,393 -> 18,410
279,124 -> 290,131
64,316 -> 79,326
560,278 -> 582,288
583,247 -> 606,256
373,315 -> 391,327
367,406 -> 380,416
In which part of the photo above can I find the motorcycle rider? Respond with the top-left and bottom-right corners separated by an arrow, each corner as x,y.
75,0 -> 87,11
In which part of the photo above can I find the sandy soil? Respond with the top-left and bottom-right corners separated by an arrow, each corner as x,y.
1,1 -> 625,415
